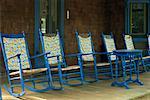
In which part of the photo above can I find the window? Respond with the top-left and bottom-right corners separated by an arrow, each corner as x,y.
40,0 -> 59,33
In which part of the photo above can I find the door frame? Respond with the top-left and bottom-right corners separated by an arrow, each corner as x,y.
34,0 -> 64,67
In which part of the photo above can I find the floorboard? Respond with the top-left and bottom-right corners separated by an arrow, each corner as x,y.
1,72 -> 150,100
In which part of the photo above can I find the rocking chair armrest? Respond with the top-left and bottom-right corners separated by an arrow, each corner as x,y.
65,53 -> 82,57
7,54 -> 23,76
94,52 -> 112,55
30,52 -> 51,59
7,54 -> 21,60
47,55 -> 61,58
80,52 -> 111,56
139,48 -> 149,51
81,53 -> 94,56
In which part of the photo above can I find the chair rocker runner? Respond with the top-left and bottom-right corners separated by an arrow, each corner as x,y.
76,31 -> 113,82
39,31 -> 84,86
0,33 -> 61,97
122,33 -> 148,72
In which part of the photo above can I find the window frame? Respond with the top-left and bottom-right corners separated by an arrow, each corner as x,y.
125,0 -> 150,34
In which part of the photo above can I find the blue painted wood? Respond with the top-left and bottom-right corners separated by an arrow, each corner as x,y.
111,49 -> 144,89
0,86 -> 2,100
39,30 -> 84,87
0,32 -> 61,97
34,0 -> 40,67
59,0 -> 64,35
30,52 -> 51,59
148,0 -> 150,33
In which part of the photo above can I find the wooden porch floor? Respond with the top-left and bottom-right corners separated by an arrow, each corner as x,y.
1,72 -> 150,100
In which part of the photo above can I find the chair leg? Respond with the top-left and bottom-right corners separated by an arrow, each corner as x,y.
110,64 -> 114,79
141,60 -> 147,72
78,60 -> 84,84
31,76 -> 36,89
108,56 -> 114,79
4,82 -> 25,97
47,68 -> 63,90
3,72 -> 25,97
57,67 -> 64,89
93,59 -> 98,81
24,69 -> 61,92
62,71 -> 84,86
10,87 -> 14,93
79,67 -> 84,84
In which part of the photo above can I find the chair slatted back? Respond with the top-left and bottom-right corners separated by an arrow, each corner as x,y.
124,35 -> 135,50
76,32 -> 94,61
40,32 -> 63,65
0,33 -> 30,70
102,34 -> 116,61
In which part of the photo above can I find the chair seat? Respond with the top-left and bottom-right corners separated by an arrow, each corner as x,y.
143,56 -> 150,59
51,65 -> 80,71
9,68 -> 48,76
83,62 -> 110,67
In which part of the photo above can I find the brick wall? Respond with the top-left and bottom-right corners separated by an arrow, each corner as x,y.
64,0 -> 125,65
0,0 -> 34,76
108,0 -> 125,49
0,0 -> 34,53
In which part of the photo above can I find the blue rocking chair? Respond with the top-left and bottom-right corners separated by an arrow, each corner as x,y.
76,31 -> 113,82
122,33 -> 148,72
39,31 -> 84,86
101,32 -> 117,61
0,33 -> 61,97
